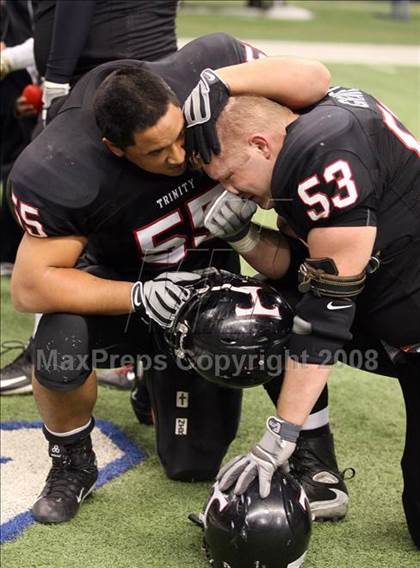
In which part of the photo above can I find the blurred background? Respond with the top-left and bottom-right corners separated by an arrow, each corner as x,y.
176,0 -> 419,127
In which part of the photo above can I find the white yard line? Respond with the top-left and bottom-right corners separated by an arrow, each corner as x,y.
179,38 -> 420,66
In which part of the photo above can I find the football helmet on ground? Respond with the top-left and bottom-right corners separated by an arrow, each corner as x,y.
193,470 -> 312,568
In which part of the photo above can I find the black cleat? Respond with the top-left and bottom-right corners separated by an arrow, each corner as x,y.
32,436 -> 98,523
0,339 -> 34,395
97,364 -> 136,390
130,376 -> 153,426
290,433 -> 353,522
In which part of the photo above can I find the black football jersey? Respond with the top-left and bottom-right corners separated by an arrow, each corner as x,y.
9,33 -> 264,280
271,86 -> 420,256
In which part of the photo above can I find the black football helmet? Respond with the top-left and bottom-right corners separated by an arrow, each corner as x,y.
165,269 -> 294,388
201,471 -> 312,568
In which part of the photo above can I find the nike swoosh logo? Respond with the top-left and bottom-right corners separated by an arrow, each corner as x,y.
310,488 -> 349,510
76,489 -> 85,504
1,375 -> 28,387
327,302 -> 353,311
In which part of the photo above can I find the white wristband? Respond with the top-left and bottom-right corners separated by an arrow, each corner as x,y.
230,223 -> 260,254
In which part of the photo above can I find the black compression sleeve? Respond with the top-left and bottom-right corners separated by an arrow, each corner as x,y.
45,0 -> 96,83
289,293 -> 356,364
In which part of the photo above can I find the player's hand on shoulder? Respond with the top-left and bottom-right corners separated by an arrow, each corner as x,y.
217,416 -> 301,498
131,271 -> 201,329
183,68 -> 230,164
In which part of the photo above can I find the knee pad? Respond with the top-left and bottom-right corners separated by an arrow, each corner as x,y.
34,313 -> 92,391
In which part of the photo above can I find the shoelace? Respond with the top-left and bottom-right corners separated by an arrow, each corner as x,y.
1,340 -> 27,357
45,461 -> 81,499
341,467 -> 356,480
290,444 -> 327,476
1,340 -> 32,371
291,445 -> 356,481
45,458 -> 95,500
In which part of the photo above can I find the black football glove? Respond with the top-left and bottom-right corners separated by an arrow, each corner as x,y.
131,272 -> 201,329
183,68 -> 230,164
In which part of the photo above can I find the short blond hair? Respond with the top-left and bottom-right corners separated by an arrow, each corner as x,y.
217,95 -> 289,154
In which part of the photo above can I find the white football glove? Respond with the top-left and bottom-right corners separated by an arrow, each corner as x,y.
1,38 -> 35,80
131,271 -> 201,329
41,80 -> 70,125
217,416 -> 301,498
204,190 -> 258,253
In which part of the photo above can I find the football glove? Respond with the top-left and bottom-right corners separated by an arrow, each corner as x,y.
183,68 -> 230,164
41,80 -> 70,125
204,190 -> 259,253
131,271 -> 201,329
217,416 -> 301,498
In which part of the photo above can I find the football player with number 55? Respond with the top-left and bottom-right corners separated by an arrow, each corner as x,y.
9,33 -> 332,525
188,89 -> 420,549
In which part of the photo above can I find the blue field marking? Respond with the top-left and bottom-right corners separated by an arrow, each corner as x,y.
0,420 -> 146,544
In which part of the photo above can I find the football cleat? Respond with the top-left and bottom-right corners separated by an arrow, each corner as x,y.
0,339 -> 34,395
32,436 -> 98,523
290,433 -> 353,522
97,364 -> 136,390
130,376 -> 154,426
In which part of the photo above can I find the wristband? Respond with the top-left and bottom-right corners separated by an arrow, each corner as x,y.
229,223 -> 260,254
267,415 -> 301,443
131,281 -> 143,312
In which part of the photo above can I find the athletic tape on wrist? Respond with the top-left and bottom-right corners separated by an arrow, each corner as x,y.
230,223 -> 260,254
267,415 -> 301,443
131,281 -> 143,312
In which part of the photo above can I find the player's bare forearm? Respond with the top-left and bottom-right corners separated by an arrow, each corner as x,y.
216,57 -> 331,109
11,233 -> 133,315
276,362 -> 332,425
13,266 -> 133,315
241,227 -> 291,280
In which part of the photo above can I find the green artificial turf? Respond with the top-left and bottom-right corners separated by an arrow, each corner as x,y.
327,64 -> 419,133
1,364 -> 419,567
177,1 -> 420,45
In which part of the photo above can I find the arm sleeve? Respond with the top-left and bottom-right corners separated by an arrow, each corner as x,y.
288,293 -> 356,365
44,0 -> 96,83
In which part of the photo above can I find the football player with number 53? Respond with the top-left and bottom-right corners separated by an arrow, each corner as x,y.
188,89 -> 420,549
